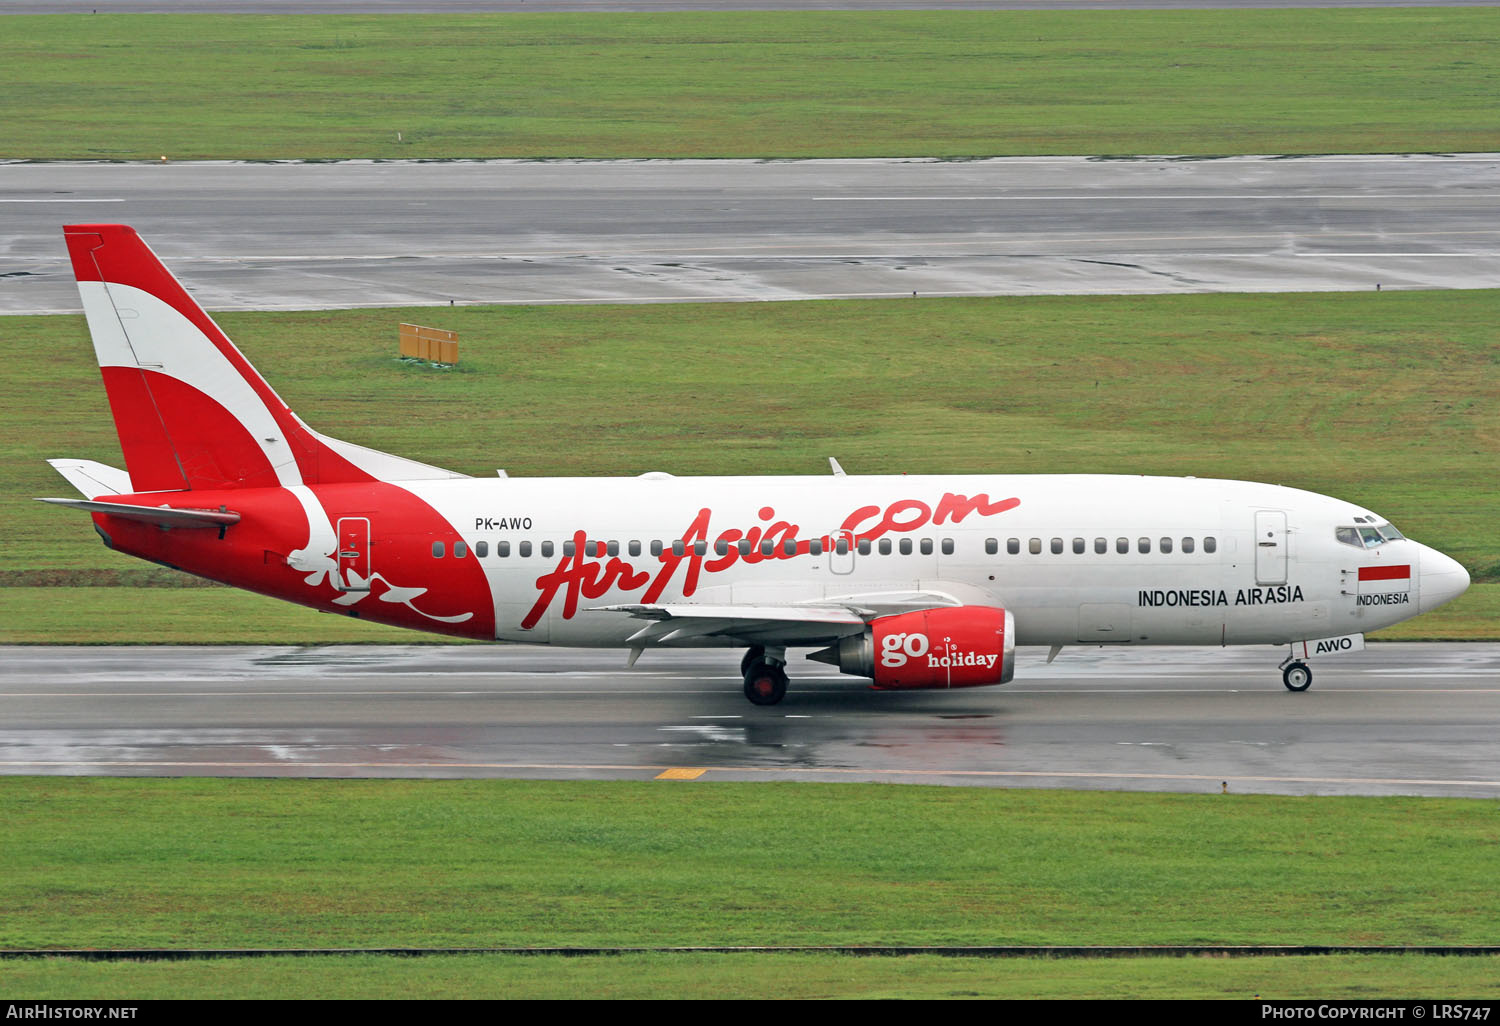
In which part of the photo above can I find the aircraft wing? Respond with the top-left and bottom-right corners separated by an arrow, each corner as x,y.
597,603 -> 865,646
592,589 -> 973,648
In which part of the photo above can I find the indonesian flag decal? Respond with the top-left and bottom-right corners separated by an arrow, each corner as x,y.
1358,564 -> 1411,594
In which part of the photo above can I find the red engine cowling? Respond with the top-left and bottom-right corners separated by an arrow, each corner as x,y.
812,606 -> 1015,690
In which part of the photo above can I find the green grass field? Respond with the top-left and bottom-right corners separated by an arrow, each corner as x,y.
5,9 -> 1498,160
2,779 -> 1499,997
4,779 -> 1497,947
3,289 -> 1494,642
4,952 -> 1498,1000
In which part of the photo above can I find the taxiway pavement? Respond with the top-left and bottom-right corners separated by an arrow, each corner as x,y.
5,155 -> 1497,313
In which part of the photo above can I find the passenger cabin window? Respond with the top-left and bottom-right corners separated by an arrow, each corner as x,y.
1138,537 -> 1151,554
1007,538 -> 1020,555
762,540 -> 776,556
498,541 -> 510,557
1050,538 -> 1063,555
714,539 -> 729,556
672,540 -> 685,557
520,541 -> 533,558
1203,537 -> 1216,554
1095,538 -> 1107,554
629,540 -> 641,557
810,540 -> 824,556
475,541 -> 489,558
941,538 -> 954,555
900,539 -> 913,556
785,539 -> 799,556
879,539 -> 893,556
693,541 -> 707,556
432,541 -> 444,558
607,541 -> 619,557
454,542 -> 466,558
835,538 -> 849,556
1116,537 -> 1129,554
1029,538 -> 1042,555
738,540 -> 752,556
585,541 -> 599,558
1159,537 -> 1173,554
1181,537 -> 1195,554
858,540 -> 872,556
650,540 -> 663,557
1073,538 -> 1085,555
985,538 -> 998,555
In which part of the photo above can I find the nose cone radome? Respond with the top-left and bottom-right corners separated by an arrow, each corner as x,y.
1419,546 -> 1471,614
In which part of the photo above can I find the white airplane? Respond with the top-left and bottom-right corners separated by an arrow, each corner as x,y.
41,225 -> 1471,705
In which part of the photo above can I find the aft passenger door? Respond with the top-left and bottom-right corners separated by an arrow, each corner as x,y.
336,516 -> 371,591
1254,510 -> 1287,585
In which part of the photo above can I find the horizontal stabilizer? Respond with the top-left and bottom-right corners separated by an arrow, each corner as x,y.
46,458 -> 133,500
35,497 -> 241,529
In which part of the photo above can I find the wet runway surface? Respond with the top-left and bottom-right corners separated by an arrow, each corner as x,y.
4,155 -> 1498,313
3,643 -> 1497,797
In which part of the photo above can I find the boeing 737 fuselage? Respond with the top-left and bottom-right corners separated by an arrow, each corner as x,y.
42,225 -> 1470,705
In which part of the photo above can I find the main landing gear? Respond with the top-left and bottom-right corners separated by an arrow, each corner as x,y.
1279,658 -> 1312,692
741,645 -> 789,706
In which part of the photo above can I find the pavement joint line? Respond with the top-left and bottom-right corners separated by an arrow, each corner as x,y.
3,945 -> 1499,961
6,156 -> 1499,168
811,194 -> 1500,201
0,761 -> 1495,789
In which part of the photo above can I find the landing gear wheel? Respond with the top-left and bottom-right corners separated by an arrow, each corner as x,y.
1282,661 -> 1312,692
740,646 -> 765,677
743,660 -> 788,706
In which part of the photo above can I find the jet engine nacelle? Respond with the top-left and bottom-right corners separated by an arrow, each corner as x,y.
812,606 -> 1015,690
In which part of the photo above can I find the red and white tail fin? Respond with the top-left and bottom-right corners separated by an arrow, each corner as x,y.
63,224 -> 465,492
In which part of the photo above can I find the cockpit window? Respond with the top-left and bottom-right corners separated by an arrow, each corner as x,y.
1338,520 -> 1405,548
